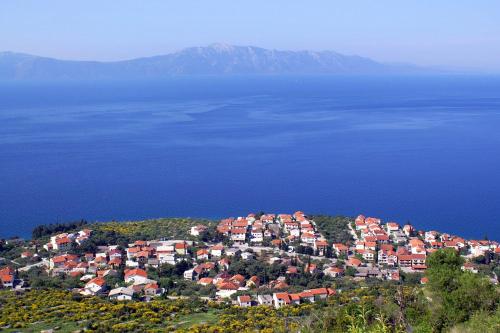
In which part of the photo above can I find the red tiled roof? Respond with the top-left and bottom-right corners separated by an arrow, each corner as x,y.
274,292 -> 290,303
87,277 -> 105,287
124,268 -> 147,279
0,274 -> 13,283
238,295 -> 251,302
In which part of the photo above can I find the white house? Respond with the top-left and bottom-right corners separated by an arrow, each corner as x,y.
83,277 -> 106,295
257,294 -> 273,306
124,268 -> 149,285
237,295 -> 252,307
273,293 -> 291,308
109,287 -> 134,301
230,229 -> 247,242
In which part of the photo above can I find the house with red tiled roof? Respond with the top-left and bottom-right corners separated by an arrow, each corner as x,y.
0,267 -> 14,288
273,292 -> 291,308
126,247 -> 141,260
378,249 -> 397,266
246,275 -> 260,288
230,228 -> 247,242
232,219 -> 248,228
332,243 -> 348,256
197,277 -> 214,286
124,268 -> 148,284
237,295 -> 252,307
230,274 -> 246,287
83,277 -> 106,295
314,240 -> 329,255
196,249 -> 209,261
174,242 -> 188,255
347,257 -> 362,268
210,244 -> 224,257
190,224 -> 208,236
216,281 -> 239,298
324,266 -> 344,278
144,282 -> 162,297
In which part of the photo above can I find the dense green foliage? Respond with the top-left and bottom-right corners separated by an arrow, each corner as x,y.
90,218 -> 214,241
0,241 -> 23,261
312,215 -> 354,244
32,220 -> 88,239
30,218 -> 215,244
424,248 -> 499,331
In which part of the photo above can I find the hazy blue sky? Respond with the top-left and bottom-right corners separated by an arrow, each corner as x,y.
1,1 -> 499,70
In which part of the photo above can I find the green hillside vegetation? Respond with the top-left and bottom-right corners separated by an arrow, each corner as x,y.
1,251 -> 498,333
312,215 -> 354,244
90,218 -> 214,241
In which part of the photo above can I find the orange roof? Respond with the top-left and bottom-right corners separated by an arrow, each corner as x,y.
231,274 -> 246,283
109,258 -> 121,265
87,277 -> 105,287
124,268 -> 147,279
55,237 -> 71,245
197,249 -> 209,256
0,267 -> 14,275
0,274 -> 13,283
238,295 -> 251,302
298,291 -> 314,298
232,220 -> 248,227
217,281 -> 239,290
274,292 -> 290,303
144,283 -> 159,290
175,243 -> 187,249
127,247 -> 141,253
347,258 -> 362,267
307,287 -> 335,296
249,275 -> 260,283
198,277 -> 214,284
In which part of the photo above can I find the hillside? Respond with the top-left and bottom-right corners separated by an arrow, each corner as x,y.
0,44 -> 425,80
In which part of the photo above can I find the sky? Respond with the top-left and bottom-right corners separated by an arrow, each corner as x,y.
1,1 -> 500,70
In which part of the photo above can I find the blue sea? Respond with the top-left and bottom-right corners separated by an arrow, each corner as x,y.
1,75 -> 499,240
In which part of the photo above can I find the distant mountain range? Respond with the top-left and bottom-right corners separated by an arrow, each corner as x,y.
0,43 -> 429,80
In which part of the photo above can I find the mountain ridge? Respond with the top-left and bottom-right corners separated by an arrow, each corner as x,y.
0,44 -> 427,80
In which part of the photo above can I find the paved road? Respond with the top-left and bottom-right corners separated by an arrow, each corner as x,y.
18,260 -> 46,272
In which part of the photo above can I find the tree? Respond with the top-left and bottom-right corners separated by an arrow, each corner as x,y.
426,248 -> 499,330
426,248 -> 464,293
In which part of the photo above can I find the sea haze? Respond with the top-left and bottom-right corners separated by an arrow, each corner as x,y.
0,75 -> 499,239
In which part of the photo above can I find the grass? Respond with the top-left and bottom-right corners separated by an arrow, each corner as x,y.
172,309 -> 219,329
3,320 -> 81,333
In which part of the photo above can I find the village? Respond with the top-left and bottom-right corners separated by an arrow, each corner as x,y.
1,211 -> 499,309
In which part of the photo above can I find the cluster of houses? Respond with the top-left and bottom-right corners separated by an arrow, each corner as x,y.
350,214 -> 499,278
1,212 -> 499,305
46,234 -> 201,300
236,287 -> 335,308
215,211 -> 330,255
43,229 -> 92,251
81,267 -> 162,301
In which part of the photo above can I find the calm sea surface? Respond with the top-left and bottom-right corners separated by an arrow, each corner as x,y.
1,75 -> 499,239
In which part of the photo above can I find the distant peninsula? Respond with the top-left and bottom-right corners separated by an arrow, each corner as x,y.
0,43 -> 428,80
